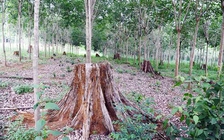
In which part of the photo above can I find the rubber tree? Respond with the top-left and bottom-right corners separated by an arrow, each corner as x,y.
84,0 -> 96,63
218,0 -> 224,78
172,0 -> 192,77
188,0 -> 210,88
33,0 -> 40,129
18,0 -> 22,62
1,0 -> 7,66
84,0 -> 96,138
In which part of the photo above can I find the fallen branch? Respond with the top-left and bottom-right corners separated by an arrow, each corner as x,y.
0,76 -> 33,80
0,107 -> 33,110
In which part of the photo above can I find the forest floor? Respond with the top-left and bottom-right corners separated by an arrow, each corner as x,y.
0,56 -> 187,139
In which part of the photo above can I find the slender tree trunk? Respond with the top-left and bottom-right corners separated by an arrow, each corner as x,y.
33,0 -> 40,129
179,41 -> 182,68
188,20 -> 200,89
18,0 -> 22,62
218,1 -> 224,78
2,0 -> 7,66
52,34 -> 54,54
126,38 -> 129,62
175,30 -> 181,77
56,26 -> 58,54
138,37 -> 141,66
44,31 -> 47,58
143,36 -> 147,60
85,0 -> 95,63
167,40 -> 172,68
155,39 -> 159,71
189,20 -> 200,76
205,42 -> 209,76
155,27 -> 161,71
84,0 -> 96,138
134,41 -> 136,65
28,1 -> 33,60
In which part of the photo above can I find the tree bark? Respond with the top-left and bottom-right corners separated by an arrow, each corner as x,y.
33,0 -> 40,130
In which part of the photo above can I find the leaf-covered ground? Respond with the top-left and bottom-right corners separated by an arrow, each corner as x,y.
0,56 -> 186,139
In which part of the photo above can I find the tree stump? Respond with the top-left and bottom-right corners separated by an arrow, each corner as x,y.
46,62 -> 156,139
13,51 -> 19,56
11,62 -> 160,140
95,53 -> 100,57
113,53 -> 120,60
141,60 -> 155,74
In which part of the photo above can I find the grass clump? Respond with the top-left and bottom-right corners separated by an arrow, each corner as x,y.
0,81 -> 9,88
13,84 -> 33,94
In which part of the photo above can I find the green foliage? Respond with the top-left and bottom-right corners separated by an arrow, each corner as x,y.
13,84 -> 33,94
66,66 -> 72,72
111,116 -> 156,140
7,119 -> 38,140
116,68 -> 126,74
44,102 -> 60,110
111,93 -> 157,140
53,72 -> 56,78
168,78 -> 224,139
0,80 -> 9,88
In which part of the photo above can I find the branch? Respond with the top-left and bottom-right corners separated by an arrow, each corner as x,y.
0,106 -> 33,110
172,0 -> 178,29
0,76 -> 33,80
182,0 -> 192,26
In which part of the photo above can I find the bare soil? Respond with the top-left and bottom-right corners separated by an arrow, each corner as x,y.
0,57 -> 186,139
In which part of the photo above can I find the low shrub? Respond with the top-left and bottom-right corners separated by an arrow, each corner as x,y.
168,77 -> 224,139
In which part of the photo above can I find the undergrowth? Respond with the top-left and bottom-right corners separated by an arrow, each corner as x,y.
110,92 -> 158,140
167,76 -> 224,139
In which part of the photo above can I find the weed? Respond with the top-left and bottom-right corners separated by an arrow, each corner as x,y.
13,84 -> 33,94
53,72 -> 56,78
155,80 -> 161,87
7,118 -> 37,140
66,66 -> 72,72
0,81 -> 9,88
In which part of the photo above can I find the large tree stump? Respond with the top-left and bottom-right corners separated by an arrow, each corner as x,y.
46,62 -> 156,139
11,62 -> 160,140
